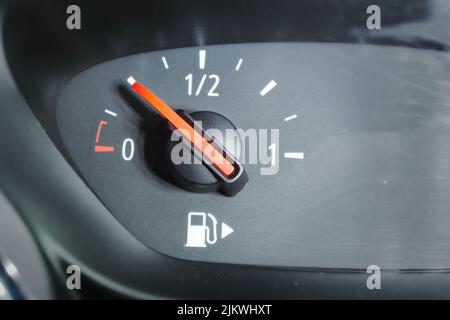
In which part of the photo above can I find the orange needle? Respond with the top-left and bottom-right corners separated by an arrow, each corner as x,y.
127,77 -> 235,177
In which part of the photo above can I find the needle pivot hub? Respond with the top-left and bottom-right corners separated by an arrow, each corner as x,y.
167,111 -> 248,196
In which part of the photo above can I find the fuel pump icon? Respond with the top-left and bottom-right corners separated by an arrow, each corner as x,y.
185,212 -> 218,248
185,212 -> 234,247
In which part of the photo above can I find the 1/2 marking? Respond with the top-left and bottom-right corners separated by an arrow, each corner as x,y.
185,73 -> 220,97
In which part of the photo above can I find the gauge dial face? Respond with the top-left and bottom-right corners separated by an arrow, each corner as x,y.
57,43 -> 450,269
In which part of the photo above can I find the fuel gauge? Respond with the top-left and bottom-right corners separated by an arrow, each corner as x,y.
57,42 -> 450,270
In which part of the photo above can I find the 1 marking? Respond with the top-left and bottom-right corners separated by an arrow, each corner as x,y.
284,152 -> 304,159
199,50 -> 206,69
162,56 -> 169,69
104,109 -> 117,117
235,58 -> 243,71
284,114 -> 297,122
260,80 -> 277,96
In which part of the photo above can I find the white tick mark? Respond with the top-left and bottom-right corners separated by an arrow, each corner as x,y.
235,58 -> 243,71
284,152 -> 304,160
104,109 -> 117,117
260,80 -> 277,96
284,114 -> 298,122
199,50 -> 206,69
162,56 -> 169,69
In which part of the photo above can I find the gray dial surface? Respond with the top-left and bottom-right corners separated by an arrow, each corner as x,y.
57,43 -> 450,269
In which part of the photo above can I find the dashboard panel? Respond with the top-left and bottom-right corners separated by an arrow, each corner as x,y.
1,0 -> 450,299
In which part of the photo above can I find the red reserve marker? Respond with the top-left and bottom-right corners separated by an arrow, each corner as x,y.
94,119 -> 115,153
127,76 -> 236,178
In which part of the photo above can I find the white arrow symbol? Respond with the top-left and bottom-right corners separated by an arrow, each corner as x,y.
221,222 -> 234,239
